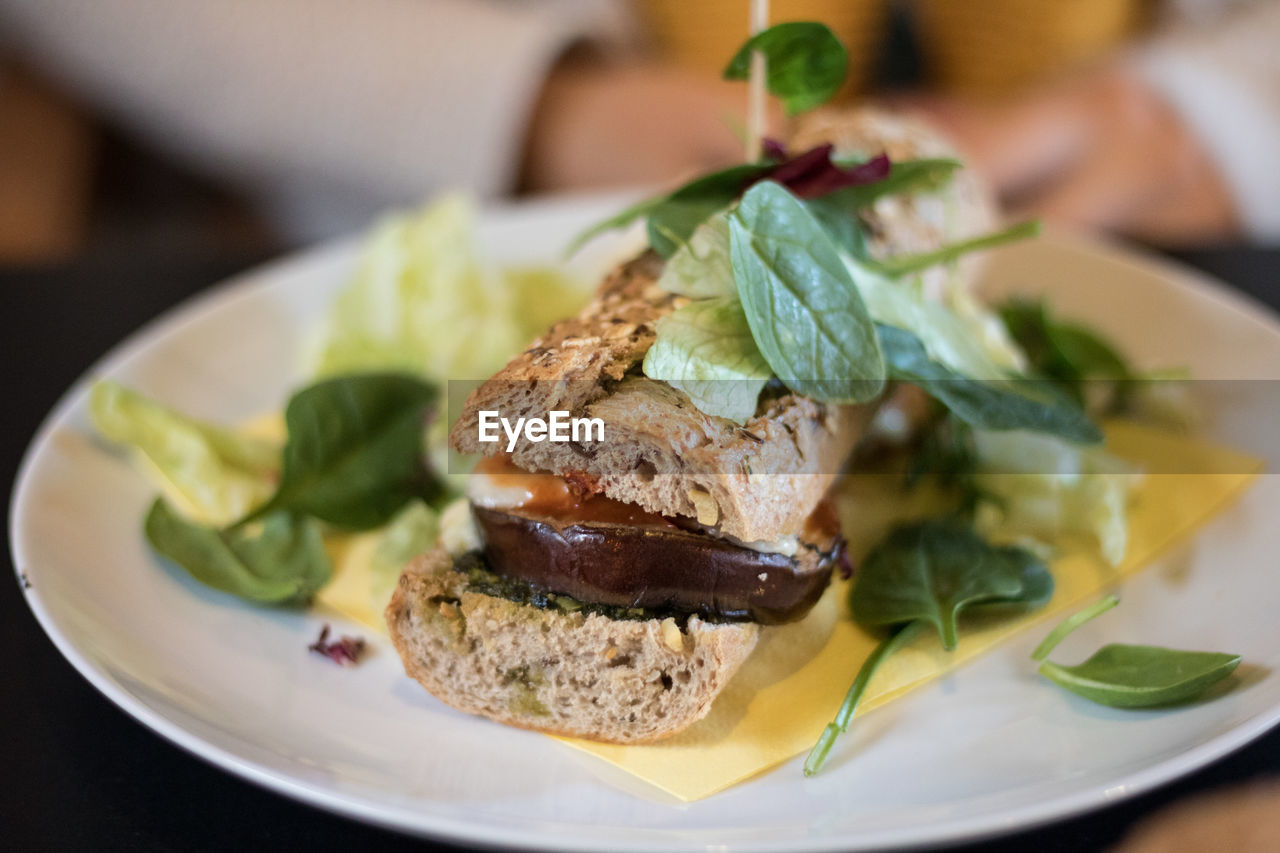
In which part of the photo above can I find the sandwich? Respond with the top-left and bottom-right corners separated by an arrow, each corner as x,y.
385,108 -> 1000,744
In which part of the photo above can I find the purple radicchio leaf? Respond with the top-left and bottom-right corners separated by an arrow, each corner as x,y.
308,624 -> 366,667
762,143 -> 892,199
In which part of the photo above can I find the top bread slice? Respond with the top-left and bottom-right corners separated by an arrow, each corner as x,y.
450,251 -> 875,544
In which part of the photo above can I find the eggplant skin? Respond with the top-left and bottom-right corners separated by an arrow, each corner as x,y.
472,505 -> 840,625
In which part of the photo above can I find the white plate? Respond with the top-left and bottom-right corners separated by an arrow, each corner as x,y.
11,194 -> 1280,852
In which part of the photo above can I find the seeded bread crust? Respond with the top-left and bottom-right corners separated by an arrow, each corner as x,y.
450,253 -> 874,543
385,549 -> 760,744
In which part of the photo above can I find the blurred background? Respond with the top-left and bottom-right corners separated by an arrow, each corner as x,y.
0,0 -> 1276,266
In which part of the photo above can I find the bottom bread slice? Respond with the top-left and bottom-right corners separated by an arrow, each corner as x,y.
385,549 -> 760,744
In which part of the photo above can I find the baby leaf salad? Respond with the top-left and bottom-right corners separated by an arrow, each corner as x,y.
88,19 -> 1238,776
91,196 -> 590,606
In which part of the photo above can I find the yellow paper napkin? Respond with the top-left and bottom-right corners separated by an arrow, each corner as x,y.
318,423 -> 1262,802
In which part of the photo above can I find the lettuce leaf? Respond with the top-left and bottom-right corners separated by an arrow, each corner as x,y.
845,256 -> 1024,380
90,381 -> 279,526
308,194 -> 590,384
642,298 -> 772,424
972,429 -> 1141,566
657,214 -> 736,299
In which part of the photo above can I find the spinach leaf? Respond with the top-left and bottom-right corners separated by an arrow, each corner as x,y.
729,181 -> 885,403
647,163 -> 770,257
804,193 -> 869,258
999,297 -> 1136,410
877,323 -> 1103,444
722,22 -> 848,115
806,519 -> 1052,775
852,520 -> 1054,650
145,498 -> 330,604
245,373 -> 441,530
1033,595 -> 1242,708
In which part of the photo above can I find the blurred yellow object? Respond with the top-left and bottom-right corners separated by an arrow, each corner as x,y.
636,0 -> 1146,98
914,0 -> 1145,94
636,0 -> 888,96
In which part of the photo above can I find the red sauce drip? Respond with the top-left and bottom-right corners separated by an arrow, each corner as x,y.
474,455 -> 678,529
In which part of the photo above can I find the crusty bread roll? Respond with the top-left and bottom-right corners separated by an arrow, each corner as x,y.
386,549 -> 759,743
450,252 -> 875,544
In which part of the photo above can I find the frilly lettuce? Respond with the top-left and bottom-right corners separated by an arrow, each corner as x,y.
845,256 -> 1024,380
972,429 -> 1142,566
657,214 -> 735,299
308,194 -> 590,383
642,297 -> 772,424
90,381 -> 279,526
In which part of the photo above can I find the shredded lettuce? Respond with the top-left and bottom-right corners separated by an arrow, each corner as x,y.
971,429 -> 1142,566
642,298 -> 772,424
90,381 -> 280,526
308,194 -> 590,384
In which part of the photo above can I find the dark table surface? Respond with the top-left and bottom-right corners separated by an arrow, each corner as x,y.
4,244 -> 1279,853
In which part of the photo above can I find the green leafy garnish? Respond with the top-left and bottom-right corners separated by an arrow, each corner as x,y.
642,298 -> 772,424
806,520 -> 1052,775
647,164 -> 769,257
145,498 -> 330,604
722,22 -> 849,116
999,298 -> 1134,407
657,214 -> 737,299
312,194 -> 590,382
852,520 -> 1054,650
877,324 -> 1103,444
863,220 -> 1041,278
244,373 -> 442,530
804,621 -> 924,776
1033,596 -> 1242,708
729,181 -> 885,403
89,381 -> 279,526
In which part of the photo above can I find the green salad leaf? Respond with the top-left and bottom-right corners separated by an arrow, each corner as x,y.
642,297 -> 772,424
647,164 -> 769,258
310,194 -> 589,382
90,380 -> 279,526
245,373 -> 442,530
1033,596 -> 1241,708
806,519 -> 1052,775
972,429 -> 1139,566
1000,298 -> 1132,401
804,621 -> 925,776
877,324 -> 1103,444
862,221 -> 1041,278
657,213 -> 736,299
851,520 -> 1054,650
730,181 -> 885,403
722,21 -> 848,115
145,498 -> 330,604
